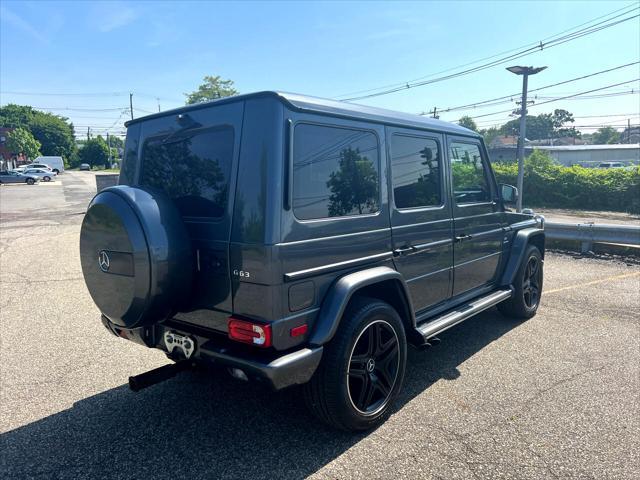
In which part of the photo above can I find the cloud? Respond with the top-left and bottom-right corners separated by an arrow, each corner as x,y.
0,5 -> 47,43
94,3 -> 138,32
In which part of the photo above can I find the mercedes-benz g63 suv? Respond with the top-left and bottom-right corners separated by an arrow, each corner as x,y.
80,91 -> 544,431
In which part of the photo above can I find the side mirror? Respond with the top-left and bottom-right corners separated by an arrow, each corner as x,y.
500,184 -> 518,205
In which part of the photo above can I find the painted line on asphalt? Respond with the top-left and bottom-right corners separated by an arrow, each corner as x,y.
544,271 -> 640,295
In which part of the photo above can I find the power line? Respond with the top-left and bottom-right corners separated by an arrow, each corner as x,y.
334,2 -> 639,99
426,61 -> 639,115
338,6 -> 639,101
467,79 -> 640,120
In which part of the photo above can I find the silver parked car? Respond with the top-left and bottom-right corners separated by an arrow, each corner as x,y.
0,170 -> 40,185
22,168 -> 56,182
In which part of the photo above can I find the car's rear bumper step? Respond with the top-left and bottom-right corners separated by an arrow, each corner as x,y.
415,289 -> 512,341
199,343 -> 323,390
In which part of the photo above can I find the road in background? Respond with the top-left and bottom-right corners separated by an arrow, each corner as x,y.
1,172 -> 638,479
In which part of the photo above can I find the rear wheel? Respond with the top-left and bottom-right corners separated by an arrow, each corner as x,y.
26,178 -> 35,185
43,176 -> 51,182
498,245 -> 543,319
303,297 -> 407,431
52,169 -> 60,174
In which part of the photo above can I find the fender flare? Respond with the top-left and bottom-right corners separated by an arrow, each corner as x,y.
500,228 -> 545,287
308,266 -> 414,347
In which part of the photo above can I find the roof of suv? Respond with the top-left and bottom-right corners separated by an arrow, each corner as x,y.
125,91 -> 479,138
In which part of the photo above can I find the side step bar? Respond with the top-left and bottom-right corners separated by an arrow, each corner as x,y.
416,289 -> 512,341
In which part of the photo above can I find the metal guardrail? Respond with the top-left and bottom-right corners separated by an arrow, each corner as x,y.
544,221 -> 640,253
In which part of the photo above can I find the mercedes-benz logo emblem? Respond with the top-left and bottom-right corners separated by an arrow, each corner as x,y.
98,250 -> 110,272
366,358 -> 376,373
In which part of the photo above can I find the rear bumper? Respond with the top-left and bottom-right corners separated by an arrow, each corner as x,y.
101,316 -> 323,390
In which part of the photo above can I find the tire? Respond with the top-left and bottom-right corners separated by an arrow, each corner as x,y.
43,176 -> 51,182
303,297 -> 407,431
53,169 -> 59,174
498,245 -> 543,319
26,178 -> 35,185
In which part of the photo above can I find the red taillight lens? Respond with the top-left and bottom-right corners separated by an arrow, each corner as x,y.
228,318 -> 272,348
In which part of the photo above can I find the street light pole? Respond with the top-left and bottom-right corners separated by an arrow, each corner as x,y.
506,65 -> 547,212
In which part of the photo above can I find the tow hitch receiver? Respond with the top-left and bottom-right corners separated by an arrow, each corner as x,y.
128,361 -> 192,392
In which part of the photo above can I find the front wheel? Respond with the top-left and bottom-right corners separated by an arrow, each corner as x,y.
26,178 -> 35,185
498,245 -> 543,319
303,297 -> 407,431
43,176 -> 51,182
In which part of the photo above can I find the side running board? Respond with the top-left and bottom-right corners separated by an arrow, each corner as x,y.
416,289 -> 512,341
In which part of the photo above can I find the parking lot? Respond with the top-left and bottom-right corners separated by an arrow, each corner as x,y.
1,171 -> 638,479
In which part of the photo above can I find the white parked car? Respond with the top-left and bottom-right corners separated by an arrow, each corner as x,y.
22,168 -> 57,182
597,162 -> 625,169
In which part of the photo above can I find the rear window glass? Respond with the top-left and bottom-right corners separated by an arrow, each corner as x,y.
292,124 -> 379,220
140,126 -> 234,218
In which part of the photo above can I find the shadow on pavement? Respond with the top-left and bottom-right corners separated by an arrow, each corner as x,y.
1,309 -> 520,480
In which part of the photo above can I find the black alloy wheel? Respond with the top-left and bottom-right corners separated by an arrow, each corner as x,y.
26,178 -> 35,185
498,244 -> 543,319
303,297 -> 407,431
522,255 -> 541,310
347,320 -> 400,415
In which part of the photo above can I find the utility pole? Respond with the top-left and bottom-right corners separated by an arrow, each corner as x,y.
129,93 -> 134,121
87,126 -> 90,141
506,65 -> 547,212
431,107 -> 439,119
157,97 -> 161,112
628,118 -> 632,143
107,133 -> 112,168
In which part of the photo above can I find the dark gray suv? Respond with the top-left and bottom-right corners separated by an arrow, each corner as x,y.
80,91 -> 544,431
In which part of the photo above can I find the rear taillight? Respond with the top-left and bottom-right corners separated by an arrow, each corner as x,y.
228,317 -> 272,348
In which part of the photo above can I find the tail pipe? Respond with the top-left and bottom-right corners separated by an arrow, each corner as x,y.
128,361 -> 192,392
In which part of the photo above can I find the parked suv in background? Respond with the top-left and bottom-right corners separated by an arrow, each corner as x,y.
80,92 -> 544,431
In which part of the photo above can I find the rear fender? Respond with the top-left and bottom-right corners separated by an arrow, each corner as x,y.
308,266 -> 415,347
500,228 -> 545,287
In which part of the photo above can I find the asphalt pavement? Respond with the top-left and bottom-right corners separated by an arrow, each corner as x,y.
1,171 -> 638,479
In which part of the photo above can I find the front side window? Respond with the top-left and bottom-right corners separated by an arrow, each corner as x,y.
449,142 -> 491,204
391,135 -> 441,209
293,124 -> 379,220
140,126 -> 234,218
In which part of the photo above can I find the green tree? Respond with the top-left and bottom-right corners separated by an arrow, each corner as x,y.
480,126 -> 501,146
0,104 -> 76,160
327,147 -> 379,216
5,127 -> 41,160
499,110 -> 580,141
592,126 -> 620,145
185,75 -> 238,104
79,137 -> 110,168
458,116 -> 478,132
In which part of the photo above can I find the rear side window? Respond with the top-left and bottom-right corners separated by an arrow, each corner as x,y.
140,126 -> 234,218
391,135 -> 442,209
293,124 -> 379,220
449,142 -> 491,204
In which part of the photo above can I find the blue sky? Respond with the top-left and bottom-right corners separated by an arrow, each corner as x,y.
1,1 -> 638,138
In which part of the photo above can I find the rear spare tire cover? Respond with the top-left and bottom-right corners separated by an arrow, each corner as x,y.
80,186 -> 192,328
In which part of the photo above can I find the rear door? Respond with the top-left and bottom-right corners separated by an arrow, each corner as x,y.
447,136 -> 503,296
130,102 -> 244,331
387,127 -> 453,313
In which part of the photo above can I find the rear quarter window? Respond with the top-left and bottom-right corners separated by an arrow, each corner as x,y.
140,126 -> 234,218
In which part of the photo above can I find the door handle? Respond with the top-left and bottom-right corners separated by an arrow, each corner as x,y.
393,245 -> 416,257
455,234 -> 473,243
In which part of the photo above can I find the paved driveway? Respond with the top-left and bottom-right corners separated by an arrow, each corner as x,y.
1,172 -> 638,479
